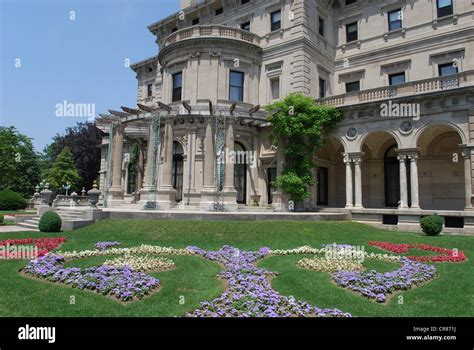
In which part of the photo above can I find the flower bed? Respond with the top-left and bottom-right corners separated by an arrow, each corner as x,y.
186,245 -> 351,318
103,255 -> 175,272
23,254 -> 159,302
270,245 -> 401,262
298,257 -> 364,273
56,244 -> 194,259
0,237 -> 67,258
369,241 -> 466,263
95,241 -> 121,251
332,258 -> 437,303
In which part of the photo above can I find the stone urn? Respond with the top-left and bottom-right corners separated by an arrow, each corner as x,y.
40,183 -> 53,206
88,182 -> 101,208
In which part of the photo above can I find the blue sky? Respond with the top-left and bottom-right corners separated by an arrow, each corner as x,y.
0,0 -> 179,152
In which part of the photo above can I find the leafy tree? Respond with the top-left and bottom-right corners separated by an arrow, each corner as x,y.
44,147 -> 81,192
47,122 -> 102,191
0,126 -> 41,197
266,93 -> 343,203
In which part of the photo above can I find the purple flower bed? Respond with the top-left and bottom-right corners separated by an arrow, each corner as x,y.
332,257 -> 437,303
95,242 -> 121,251
186,245 -> 351,318
23,254 -> 159,301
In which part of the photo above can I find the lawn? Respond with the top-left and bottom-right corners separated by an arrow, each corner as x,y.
0,219 -> 472,317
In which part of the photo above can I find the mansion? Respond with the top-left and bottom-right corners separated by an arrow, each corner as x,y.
95,0 -> 474,230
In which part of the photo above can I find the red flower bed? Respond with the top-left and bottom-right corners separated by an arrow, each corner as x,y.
369,241 -> 466,263
0,237 -> 67,258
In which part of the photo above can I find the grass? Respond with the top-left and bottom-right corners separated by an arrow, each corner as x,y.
0,219 -> 472,317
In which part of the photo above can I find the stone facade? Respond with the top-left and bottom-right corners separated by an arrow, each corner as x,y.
97,0 -> 474,226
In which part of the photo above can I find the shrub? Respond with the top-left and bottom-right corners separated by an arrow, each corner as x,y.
0,214 -> 4,226
39,211 -> 62,232
0,189 -> 27,210
420,215 -> 444,236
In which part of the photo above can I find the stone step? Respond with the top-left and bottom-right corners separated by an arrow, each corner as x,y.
17,222 -> 39,229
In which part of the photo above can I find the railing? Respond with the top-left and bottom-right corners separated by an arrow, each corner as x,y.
317,71 -> 473,107
163,25 -> 261,47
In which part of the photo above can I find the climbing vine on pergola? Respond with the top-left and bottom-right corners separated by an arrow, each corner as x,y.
266,93 -> 343,203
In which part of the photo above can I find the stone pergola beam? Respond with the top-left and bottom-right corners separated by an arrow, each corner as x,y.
109,110 -> 131,118
137,103 -> 157,112
121,106 -> 141,115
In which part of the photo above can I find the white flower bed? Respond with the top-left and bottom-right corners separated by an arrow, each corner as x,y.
56,245 -> 195,259
270,245 -> 401,263
298,257 -> 364,273
103,255 -> 176,272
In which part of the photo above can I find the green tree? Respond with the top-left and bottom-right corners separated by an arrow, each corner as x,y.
44,147 -> 81,192
266,93 -> 343,203
47,122 -> 102,191
0,126 -> 41,197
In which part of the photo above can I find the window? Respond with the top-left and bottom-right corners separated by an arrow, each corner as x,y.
241,21 -> 251,31
147,84 -> 153,97
172,72 -> 182,102
215,7 -> 224,16
438,62 -> 458,76
346,0 -> 357,5
318,17 -> 324,36
171,27 -> 178,33
270,78 -> 280,100
346,22 -> 358,42
229,71 -> 244,101
388,9 -> 402,31
241,0 -> 250,4
389,72 -> 406,86
192,18 -> 200,26
437,0 -> 453,18
270,10 -> 282,32
346,81 -> 360,93
319,78 -> 326,98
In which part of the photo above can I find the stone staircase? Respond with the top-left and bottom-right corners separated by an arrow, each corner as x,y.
17,208 -> 97,231
16,216 -> 41,230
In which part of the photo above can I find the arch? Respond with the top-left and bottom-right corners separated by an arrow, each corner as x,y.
415,123 -> 465,210
414,122 -> 467,148
359,131 -> 400,209
314,136 -> 346,208
357,129 -> 402,153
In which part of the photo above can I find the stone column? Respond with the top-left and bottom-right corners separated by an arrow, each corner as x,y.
408,154 -> 420,209
140,116 -> 160,205
353,156 -> 363,208
398,155 -> 408,209
136,142 -> 144,192
462,148 -> 473,210
200,118 -> 216,211
344,155 -> 353,208
157,116 -> 176,209
109,123 -> 125,205
273,138 -> 289,211
222,118 -> 238,211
